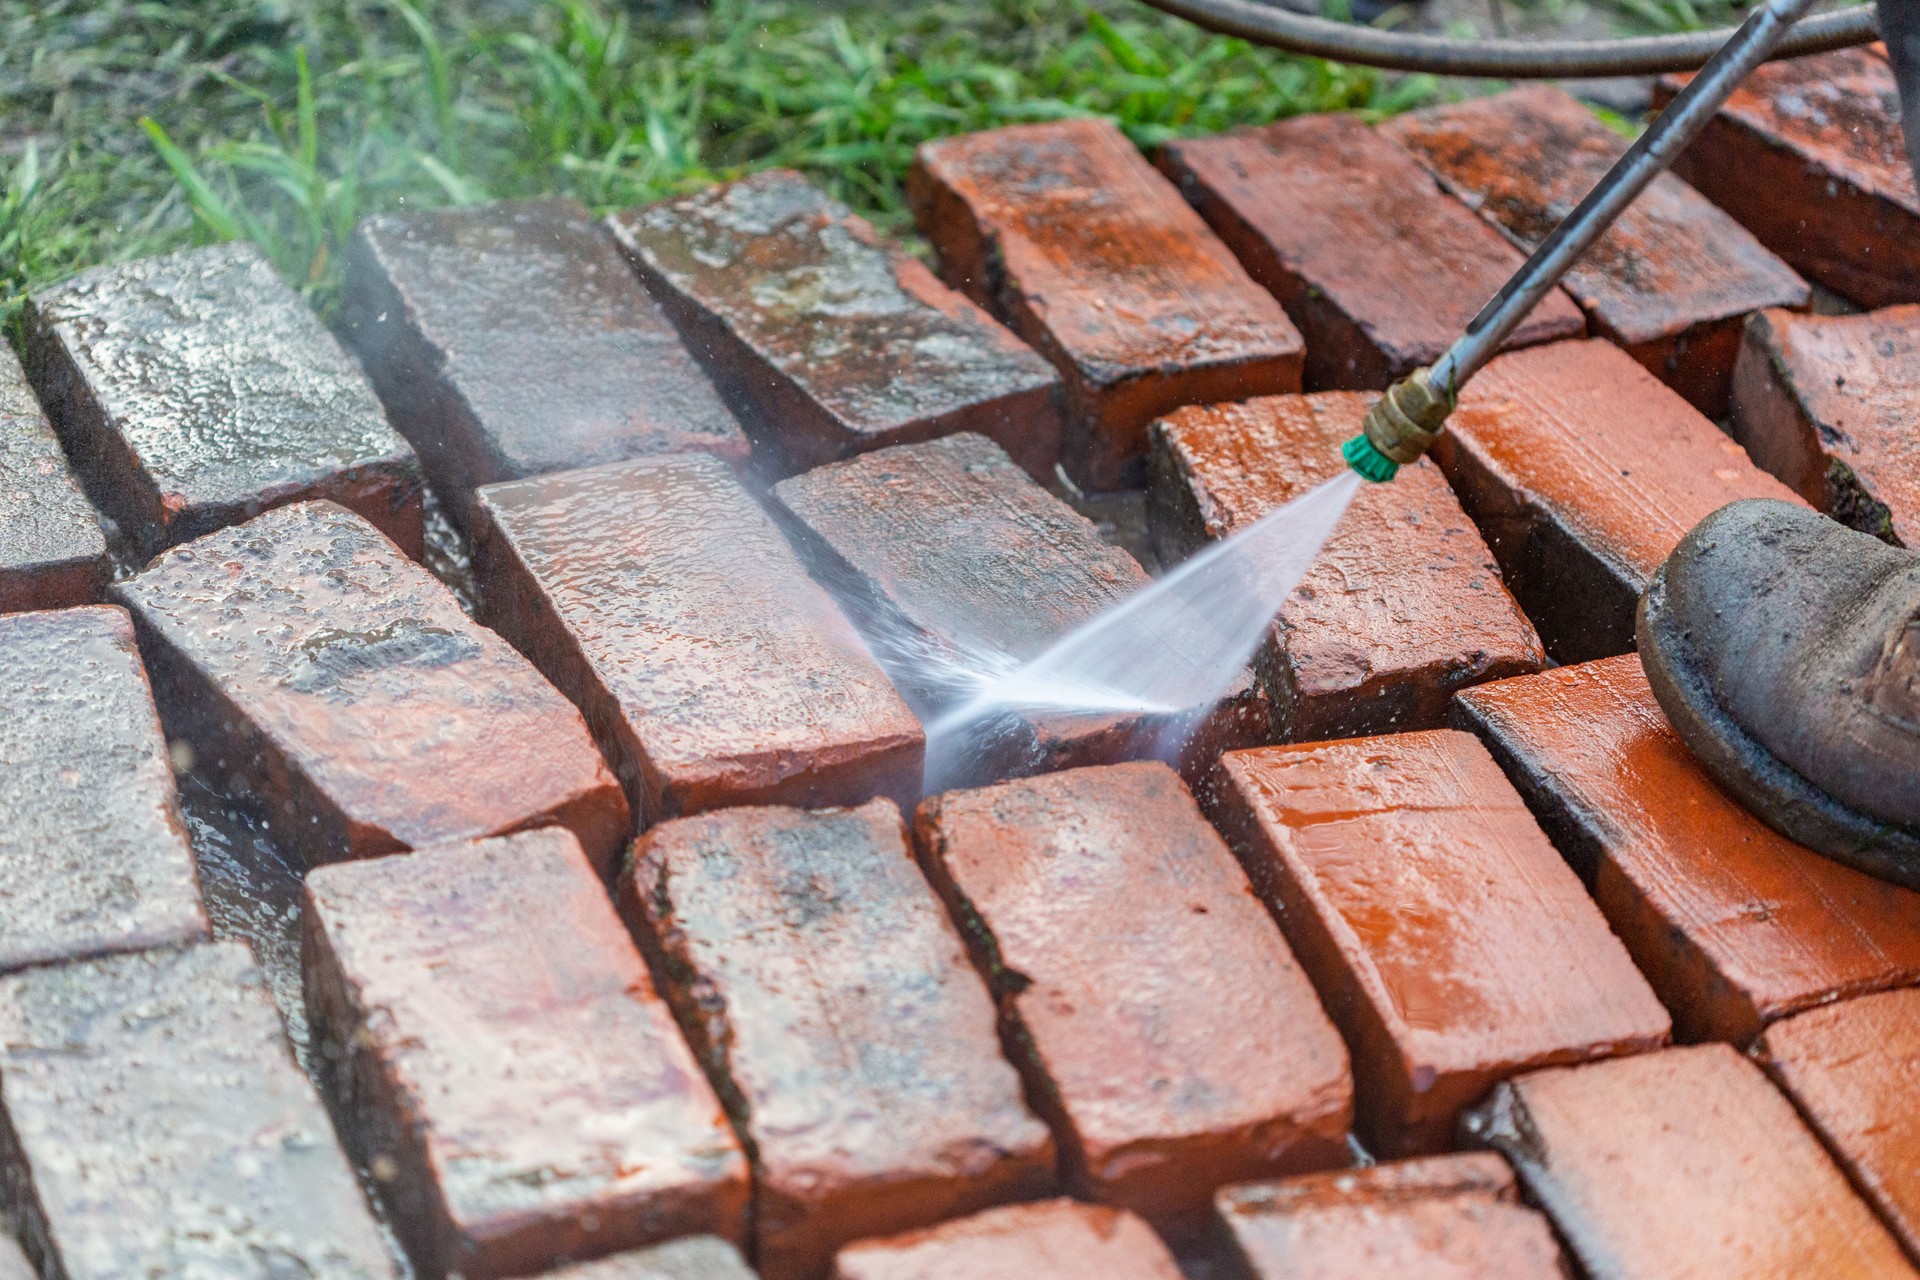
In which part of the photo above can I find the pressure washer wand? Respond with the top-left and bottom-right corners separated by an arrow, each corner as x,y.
1342,0 -> 1823,482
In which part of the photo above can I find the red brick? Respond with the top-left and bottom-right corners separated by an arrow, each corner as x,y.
1158,114 -> 1585,391
1453,655 -> 1920,1044
1757,989 -> 1920,1261
304,827 -> 745,1279
1385,86 -> 1808,414
620,799 -> 1054,1280
1731,305 -> 1920,544
0,345 -> 108,613
1213,1153 -> 1568,1280
112,500 -> 628,870
473,454 -> 922,826
607,170 -> 1060,480
1439,339 -> 1804,663
1215,729 -> 1669,1155
0,605 -> 208,973
554,1238 -> 757,1280
910,118 -> 1304,489
1657,47 -> 1920,309
1149,392 -> 1542,741
1464,1044 -> 1917,1279
831,1200 -> 1184,1280
341,199 -> 749,526
22,242 -> 423,557
914,762 -> 1351,1234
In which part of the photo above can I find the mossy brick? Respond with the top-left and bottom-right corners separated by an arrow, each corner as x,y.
0,942 -> 396,1280
1158,114 -> 1585,391
112,500 -> 628,870
1463,1044 -> 1918,1280
619,799 -> 1054,1280
1385,86 -> 1808,415
472,454 -> 922,828
910,118 -> 1304,489
1438,339 -> 1803,664
914,762 -> 1352,1237
830,1200 -> 1184,1280
550,1238 -> 758,1280
0,345 -> 108,613
21,242 -> 423,557
607,169 -> 1061,480
340,199 -> 749,526
1453,655 -> 1920,1045
1148,392 -> 1543,741
0,605 -> 208,974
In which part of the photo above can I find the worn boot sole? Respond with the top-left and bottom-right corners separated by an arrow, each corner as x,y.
1639,565 -> 1920,890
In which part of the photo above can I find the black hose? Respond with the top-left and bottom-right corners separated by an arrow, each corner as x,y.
1134,0 -> 1879,77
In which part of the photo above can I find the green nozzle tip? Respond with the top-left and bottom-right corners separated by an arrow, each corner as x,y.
1342,433 -> 1398,483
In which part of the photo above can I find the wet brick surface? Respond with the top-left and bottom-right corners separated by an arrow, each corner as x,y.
553,1238 -> 759,1280
113,500 -> 628,870
22,242 -> 423,557
0,345 -> 108,613
911,118 -> 1303,489
620,800 -> 1054,1280
1158,115 -> 1585,390
304,827 -> 747,1279
831,1199 -> 1185,1280
607,170 -> 1061,480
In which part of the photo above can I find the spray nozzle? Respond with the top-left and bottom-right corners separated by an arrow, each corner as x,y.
1342,366 -> 1455,483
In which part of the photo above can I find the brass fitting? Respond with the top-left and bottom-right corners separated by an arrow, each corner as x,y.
1362,366 -> 1454,465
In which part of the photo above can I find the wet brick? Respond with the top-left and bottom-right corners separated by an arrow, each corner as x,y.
910,118 -> 1304,489
1149,392 -> 1543,741
473,454 -> 922,827
1158,114 -> 1585,390
1463,1044 -> 1918,1279
914,762 -> 1352,1234
1215,729 -> 1669,1155
0,605 -> 208,973
1214,1153 -> 1569,1280
607,170 -> 1061,480
1453,655 -> 1920,1044
113,500 -> 628,870
341,199 -> 749,525
1657,47 -> 1920,309
0,942 -> 395,1280
22,242 -> 423,557
1730,305 -> 1920,544
552,1238 -> 757,1280
0,345 -> 108,613
830,1199 -> 1184,1280
304,827 -> 745,1279
1440,339 -> 1803,664
620,799 -> 1054,1280
1756,989 -> 1920,1260
1385,86 -> 1809,415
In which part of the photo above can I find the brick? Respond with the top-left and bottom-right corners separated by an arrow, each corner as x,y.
1756,989 -> 1920,1260
1730,305 -> 1920,544
22,242 -> 423,557
1158,114 -> 1585,391
0,345 -> 108,612
773,433 -> 1268,789
1657,47 -> 1920,309
0,605 -> 208,973
341,199 -> 749,525
914,762 -> 1351,1233
910,118 -> 1304,489
620,799 -> 1054,1280
1453,655 -> 1920,1044
607,169 -> 1060,480
473,454 -> 922,826
1149,392 -> 1543,741
831,1200 -> 1184,1280
1464,1044 -> 1917,1279
304,828 -> 746,1279
0,942 -> 395,1280
1438,339 -> 1804,664
1215,729 -> 1669,1155
113,500 -> 627,870
1385,86 -> 1808,414
552,1238 -> 757,1280
1213,1153 -> 1568,1280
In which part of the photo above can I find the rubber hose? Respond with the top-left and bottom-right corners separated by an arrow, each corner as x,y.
1133,0 -> 1879,77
